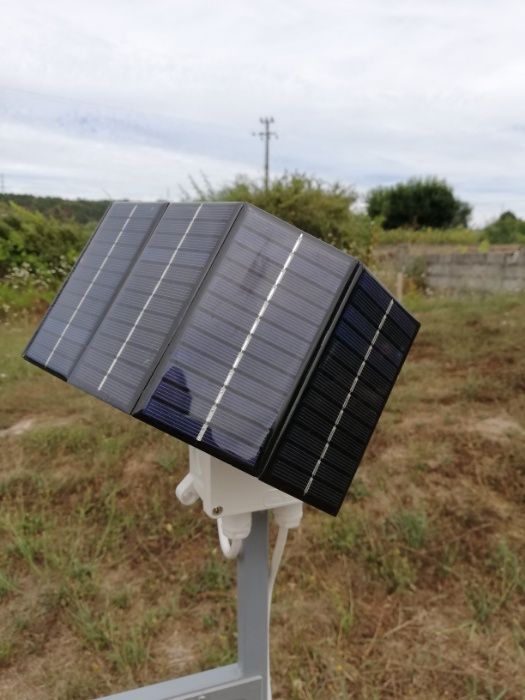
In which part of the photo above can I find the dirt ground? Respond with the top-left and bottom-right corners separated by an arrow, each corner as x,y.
0,291 -> 524,699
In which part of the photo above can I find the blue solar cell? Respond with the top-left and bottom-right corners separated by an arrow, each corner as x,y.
357,270 -> 392,311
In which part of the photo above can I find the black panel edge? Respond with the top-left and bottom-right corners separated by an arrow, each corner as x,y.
131,202 -> 246,415
257,261 -> 364,483
264,470 -> 343,516
23,355 -> 68,382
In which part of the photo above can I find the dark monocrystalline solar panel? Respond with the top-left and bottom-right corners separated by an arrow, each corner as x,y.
24,202 -> 167,378
24,202 -> 419,516
137,205 -> 353,472
261,270 -> 419,514
69,203 -> 241,411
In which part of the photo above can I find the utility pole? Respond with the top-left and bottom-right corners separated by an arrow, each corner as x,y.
253,117 -> 277,191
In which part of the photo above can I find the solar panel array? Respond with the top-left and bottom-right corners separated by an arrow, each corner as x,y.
24,202 -> 419,515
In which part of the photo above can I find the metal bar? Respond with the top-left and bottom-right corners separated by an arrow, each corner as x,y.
95,511 -> 270,700
237,511 -> 269,686
96,664 -> 262,700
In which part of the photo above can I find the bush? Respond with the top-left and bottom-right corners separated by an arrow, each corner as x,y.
367,177 -> 472,230
483,211 -> 525,244
0,202 -> 91,279
188,172 -> 376,262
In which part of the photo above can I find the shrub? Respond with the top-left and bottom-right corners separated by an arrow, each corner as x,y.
367,177 -> 472,230
483,211 -> 525,244
0,202 -> 91,278
188,172 -> 376,262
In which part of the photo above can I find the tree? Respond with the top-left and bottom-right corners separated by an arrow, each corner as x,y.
187,172 -> 375,261
366,177 -> 471,229
483,211 -> 525,244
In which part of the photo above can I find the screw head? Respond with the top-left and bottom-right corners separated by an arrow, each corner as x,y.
212,505 -> 223,516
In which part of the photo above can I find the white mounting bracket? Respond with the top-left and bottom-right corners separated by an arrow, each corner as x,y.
176,447 -> 303,553
178,446 -> 300,518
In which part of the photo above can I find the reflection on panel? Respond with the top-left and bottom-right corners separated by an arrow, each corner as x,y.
138,205 -> 354,472
70,203 -> 240,411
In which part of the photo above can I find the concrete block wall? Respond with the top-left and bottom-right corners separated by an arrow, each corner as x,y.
424,248 -> 525,292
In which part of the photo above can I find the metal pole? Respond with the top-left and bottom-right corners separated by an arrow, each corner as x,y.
252,118 -> 277,192
237,511 -> 269,687
263,121 -> 270,192
96,512 -> 269,700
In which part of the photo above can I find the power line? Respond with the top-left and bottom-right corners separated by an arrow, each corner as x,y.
253,117 -> 278,191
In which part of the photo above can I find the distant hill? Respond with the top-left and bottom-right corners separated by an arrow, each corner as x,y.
0,194 -> 110,224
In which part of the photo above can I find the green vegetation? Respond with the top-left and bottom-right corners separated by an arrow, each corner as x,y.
367,177 -> 472,230
1,292 -> 524,698
375,225 -> 482,246
484,211 -> 525,244
189,172 -> 377,261
0,194 -> 109,225
0,201 -> 94,317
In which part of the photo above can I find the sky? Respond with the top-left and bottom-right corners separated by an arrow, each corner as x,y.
1,0 -> 524,225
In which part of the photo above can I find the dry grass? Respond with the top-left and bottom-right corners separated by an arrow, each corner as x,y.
0,292 -> 524,699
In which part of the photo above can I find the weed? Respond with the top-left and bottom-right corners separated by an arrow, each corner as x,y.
325,512 -> 363,553
0,570 -> 17,598
467,582 -> 498,625
107,625 -> 152,672
184,559 -> 233,596
390,509 -> 429,549
0,640 -> 13,666
155,450 -> 179,473
200,633 -> 236,668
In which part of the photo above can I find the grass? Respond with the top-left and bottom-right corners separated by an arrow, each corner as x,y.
375,226 -> 482,246
0,292 -> 525,698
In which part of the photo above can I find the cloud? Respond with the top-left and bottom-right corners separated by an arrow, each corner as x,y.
1,0 -> 524,224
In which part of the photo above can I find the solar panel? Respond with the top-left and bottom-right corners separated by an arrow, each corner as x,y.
135,205 -> 353,471
24,202 -> 419,515
69,203 -> 241,411
24,202 -> 167,378
261,270 -> 418,514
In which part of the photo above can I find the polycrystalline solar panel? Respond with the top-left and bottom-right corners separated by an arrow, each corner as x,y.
24,202 -> 167,378
69,203 -> 241,411
24,201 -> 419,516
136,205 -> 353,472
261,270 -> 419,514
